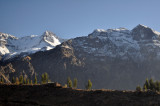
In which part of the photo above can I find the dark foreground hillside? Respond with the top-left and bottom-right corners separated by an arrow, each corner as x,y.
0,83 -> 160,106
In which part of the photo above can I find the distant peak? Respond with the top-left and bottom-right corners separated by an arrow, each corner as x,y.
43,31 -> 55,35
134,24 -> 149,29
132,24 -> 152,33
0,32 -> 17,39
131,24 -> 159,40
93,29 -> 107,33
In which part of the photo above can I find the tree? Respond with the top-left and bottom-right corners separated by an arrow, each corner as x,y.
31,80 -> 33,85
64,84 -> 67,88
155,81 -> 160,91
19,75 -> 23,84
27,79 -> 30,84
68,80 -> 72,88
34,74 -> 37,84
67,77 -> 72,88
144,78 -> 150,89
73,78 -> 78,89
15,77 -> 19,85
149,78 -> 155,90
41,72 -> 49,84
41,74 -> 44,84
86,80 -> 92,90
158,82 -> 160,92
12,77 -> 15,84
136,85 -> 142,91
0,77 -> 4,84
44,72 -> 49,83
67,77 -> 71,86
24,78 -> 27,84
143,85 -> 147,91
142,78 -> 160,92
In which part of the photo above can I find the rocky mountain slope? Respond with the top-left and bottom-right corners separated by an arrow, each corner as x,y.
2,24 -> 160,90
0,31 -> 64,60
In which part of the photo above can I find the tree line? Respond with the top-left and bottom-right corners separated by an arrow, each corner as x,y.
0,73 -> 93,90
66,77 -> 92,90
136,78 -> 160,92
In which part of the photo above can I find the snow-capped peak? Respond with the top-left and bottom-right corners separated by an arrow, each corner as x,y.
93,27 -> 129,33
0,31 -> 64,60
136,24 -> 149,28
43,31 -> 56,37
0,32 -> 17,40
72,24 -> 160,61
94,29 -> 107,33
43,31 -> 61,46
132,24 -> 160,40
90,27 -> 130,38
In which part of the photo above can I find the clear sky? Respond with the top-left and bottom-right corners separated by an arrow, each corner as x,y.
0,0 -> 160,38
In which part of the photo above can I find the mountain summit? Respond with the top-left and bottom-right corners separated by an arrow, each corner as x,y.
0,31 -> 63,60
131,24 -> 160,40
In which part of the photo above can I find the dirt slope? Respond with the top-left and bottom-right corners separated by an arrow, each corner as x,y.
0,84 -> 160,106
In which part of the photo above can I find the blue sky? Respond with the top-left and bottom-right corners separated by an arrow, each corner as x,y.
0,0 -> 160,38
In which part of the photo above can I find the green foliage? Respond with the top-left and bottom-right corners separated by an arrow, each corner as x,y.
144,78 -> 150,89
44,72 -> 49,82
86,80 -> 92,90
64,84 -> 67,88
31,80 -> 33,85
12,77 -> 15,84
67,77 -> 72,88
0,77 -> 4,83
41,74 -> 44,84
15,77 -> 19,85
24,78 -> 27,84
19,75 -> 23,84
149,78 -> 154,90
155,81 -> 160,91
142,78 -> 160,92
136,85 -> 142,91
34,74 -> 37,84
73,78 -> 78,89
41,72 -> 49,84
67,77 -> 71,85
27,79 -> 30,84
143,85 -> 147,91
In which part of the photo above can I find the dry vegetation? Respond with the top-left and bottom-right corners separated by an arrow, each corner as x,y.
0,83 -> 160,106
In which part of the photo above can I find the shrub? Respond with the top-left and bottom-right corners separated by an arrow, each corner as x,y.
73,78 -> 78,89
136,85 -> 142,91
86,80 -> 92,90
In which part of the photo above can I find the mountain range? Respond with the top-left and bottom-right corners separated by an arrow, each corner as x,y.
1,24 -> 160,90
